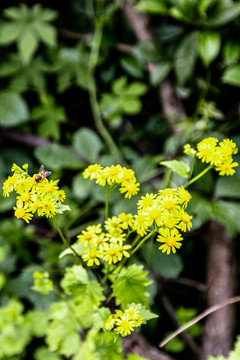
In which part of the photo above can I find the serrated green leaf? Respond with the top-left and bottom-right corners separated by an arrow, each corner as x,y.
174,32 -> 198,85
92,308 -> 111,330
0,91 -> 29,127
18,30 -> 38,63
198,31 -> 221,66
61,265 -> 89,294
34,22 -> 57,47
161,160 -> 190,178
0,22 -> 22,44
222,65 -> 240,87
111,264 -> 152,308
141,241 -> 183,278
128,303 -> 158,323
73,128 -> 103,163
34,144 -> 84,171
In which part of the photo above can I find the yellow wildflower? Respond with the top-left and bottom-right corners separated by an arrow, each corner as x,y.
157,228 -> 183,255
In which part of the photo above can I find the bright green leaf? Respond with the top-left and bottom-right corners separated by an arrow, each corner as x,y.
0,91 -> 29,127
34,347 -> 61,360
124,82 -> 148,96
198,31 -> 221,66
222,65 -> 240,87
18,30 -> 38,63
0,22 -> 22,44
161,159 -> 190,178
121,97 -> 142,115
136,0 -> 168,14
206,3 -> 240,27
111,264 -> 152,308
34,22 -> 57,47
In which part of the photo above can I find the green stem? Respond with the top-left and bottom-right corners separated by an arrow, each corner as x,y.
130,229 -> 157,257
105,188 -> 109,220
87,2 -> 123,164
53,217 -> 82,260
184,164 -> 213,189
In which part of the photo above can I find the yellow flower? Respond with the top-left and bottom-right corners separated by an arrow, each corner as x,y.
177,186 -> 191,208
137,193 -> 156,210
13,201 -> 33,223
2,174 -> 18,197
41,196 -> 57,218
175,209 -> 193,232
219,138 -> 238,157
196,137 -> 219,164
105,216 -> 122,235
119,181 -> 140,199
147,205 -> 163,227
215,159 -> 238,176
42,179 -> 59,193
55,189 -> 66,202
103,165 -> 123,185
157,228 -> 183,255
132,213 -> 150,236
115,314 -> 135,336
82,164 -> 103,180
82,247 -> 101,266
103,243 -> 126,264
118,213 -> 134,229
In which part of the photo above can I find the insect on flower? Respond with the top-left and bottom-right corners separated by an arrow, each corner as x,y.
35,165 -> 51,183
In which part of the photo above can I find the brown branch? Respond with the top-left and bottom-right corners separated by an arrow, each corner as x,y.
159,295 -> 240,348
119,1 -> 186,134
201,221 -> 236,360
123,333 -> 176,360
0,129 -> 52,147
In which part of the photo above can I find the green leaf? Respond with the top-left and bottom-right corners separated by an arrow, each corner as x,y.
215,176 -> 240,200
112,76 -> 128,95
141,241 -> 183,278
33,22 -> 57,47
39,8 -> 58,22
174,32 -> 198,85
121,97 -> 142,115
92,307 -> 111,330
73,128 -> 103,163
4,7 -> 23,20
205,3 -> 240,27
18,30 -> 38,64
0,91 -> 29,127
34,144 -> 84,171
161,159 -> 190,178
222,65 -> 240,87
223,42 -> 240,66
124,82 -> 148,96
136,0 -> 168,14
34,347 -> 61,360
72,173 -> 95,200
128,303 -> 158,323
212,200 -> 240,236
150,63 -> 171,86
0,22 -> 22,44
111,264 -> 152,308
59,241 -> 85,259
198,31 -> 221,66
60,265 -> 89,295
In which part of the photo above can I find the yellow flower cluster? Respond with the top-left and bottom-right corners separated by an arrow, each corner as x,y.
196,137 -> 238,175
135,187 -> 192,254
104,306 -> 143,337
77,217 -> 132,266
2,164 -> 66,223
82,164 -> 140,198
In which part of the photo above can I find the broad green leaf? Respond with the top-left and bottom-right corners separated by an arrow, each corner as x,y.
174,32 -> 198,85
124,82 -> 148,96
111,264 -> 152,308
0,91 -> 29,127
212,200 -> 240,236
39,8 -> 58,22
150,63 -> 171,86
26,310 -> 48,337
34,347 -> 61,360
59,241 -> 85,259
72,173 -> 95,200
136,0 -> 168,14
18,30 -> 38,63
4,7 -> 23,20
33,22 -> 57,47
34,144 -> 84,171
215,176 -> 240,199
205,3 -> 240,27
0,22 -> 22,44
223,42 -> 240,66
198,32 -> 221,66
222,65 -> 240,87
161,160 -> 190,178
73,128 -> 103,163
92,307 -> 111,330
60,265 -> 89,295
112,76 -> 127,95
141,241 -> 183,278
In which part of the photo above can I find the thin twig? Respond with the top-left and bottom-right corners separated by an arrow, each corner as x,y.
159,295 -> 240,348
